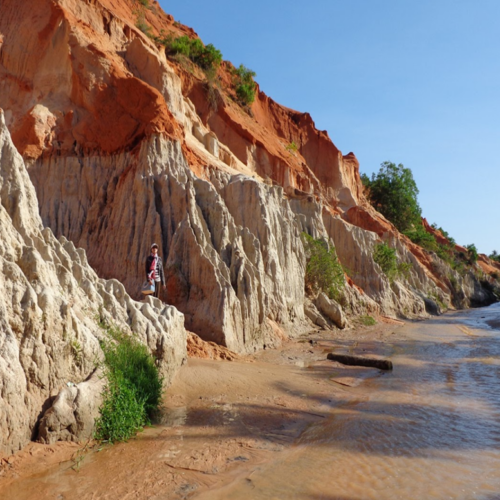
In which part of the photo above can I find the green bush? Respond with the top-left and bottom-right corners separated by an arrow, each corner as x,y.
373,242 -> 412,283
232,64 -> 257,106
397,261 -> 413,280
465,243 -> 478,264
301,233 -> 345,300
451,256 -> 466,276
95,326 -> 163,443
361,162 -> 422,234
193,42 -> 223,71
404,224 -> 437,252
162,35 -> 222,75
94,375 -> 147,443
435,242 -> 455,265
373,242 -> 398,281
167,35 -> 191,57
405,224 -> 456,267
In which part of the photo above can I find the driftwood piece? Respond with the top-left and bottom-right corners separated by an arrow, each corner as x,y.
327,353 -> 393,371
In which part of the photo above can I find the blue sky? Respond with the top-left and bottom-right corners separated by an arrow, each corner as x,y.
158,0 -> 499,255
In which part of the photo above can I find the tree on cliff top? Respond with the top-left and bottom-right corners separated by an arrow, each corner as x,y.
361,161 -> 422,234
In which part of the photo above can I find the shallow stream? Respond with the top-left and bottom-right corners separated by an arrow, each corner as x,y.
198,303 -> 500,499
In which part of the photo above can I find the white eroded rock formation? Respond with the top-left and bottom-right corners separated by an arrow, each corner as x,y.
29,136 -> 309,352
0,110 -> 187,454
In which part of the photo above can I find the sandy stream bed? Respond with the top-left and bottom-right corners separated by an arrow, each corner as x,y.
0,319 -> 403,500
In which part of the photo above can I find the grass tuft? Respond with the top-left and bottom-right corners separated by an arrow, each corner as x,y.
95,325 -> 163,443
359,315 -> 376,326
301,233 -> 345,301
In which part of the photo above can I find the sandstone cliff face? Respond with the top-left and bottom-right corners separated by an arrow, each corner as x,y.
0,0 -> 182,158
0,0 -> 497,379
0,110 -> 186,455
0,0 -> 428,326
29,134 -> 308,352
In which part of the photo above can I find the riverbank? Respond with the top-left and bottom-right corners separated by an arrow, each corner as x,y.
0,317 -> 403,499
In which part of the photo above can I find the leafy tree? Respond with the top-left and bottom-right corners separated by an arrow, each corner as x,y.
362,162 -> 422,233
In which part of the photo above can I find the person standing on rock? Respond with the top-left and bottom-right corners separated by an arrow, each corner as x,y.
145,243 -> 165,299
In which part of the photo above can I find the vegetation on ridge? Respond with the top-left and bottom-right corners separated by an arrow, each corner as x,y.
157,33 -> 257,109
161,35 -> 223,76
361,161 -> 493,279
231,64 -> 257,106
135,10 -> 153,37
490,250 -> 500,263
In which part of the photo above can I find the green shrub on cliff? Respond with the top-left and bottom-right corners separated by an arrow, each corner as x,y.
373,242 -> 412,283
232,64 -> 257,106
359,315 -> 377,326
404,223 -> 437,252
373,242 -> 398,281
489,250 -> 500,262
192,41 -> 223,72
301,233 -> 345,300
465,243 -> 479,264
95,325 -> 163,443
162,35 -> 222,75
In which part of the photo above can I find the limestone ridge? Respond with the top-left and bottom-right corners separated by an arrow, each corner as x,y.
0,110 -> 186,455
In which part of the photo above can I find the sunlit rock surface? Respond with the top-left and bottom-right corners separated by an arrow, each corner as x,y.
0,111 -> 186,454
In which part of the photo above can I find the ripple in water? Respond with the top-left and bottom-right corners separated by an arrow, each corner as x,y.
199,305 -> 500,500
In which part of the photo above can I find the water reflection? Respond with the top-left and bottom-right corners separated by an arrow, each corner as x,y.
197,304 -> 500,500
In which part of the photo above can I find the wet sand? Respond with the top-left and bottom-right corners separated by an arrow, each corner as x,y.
0,319 -> 399,499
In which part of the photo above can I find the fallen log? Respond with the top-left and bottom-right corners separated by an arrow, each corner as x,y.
327,353 -> 393,371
